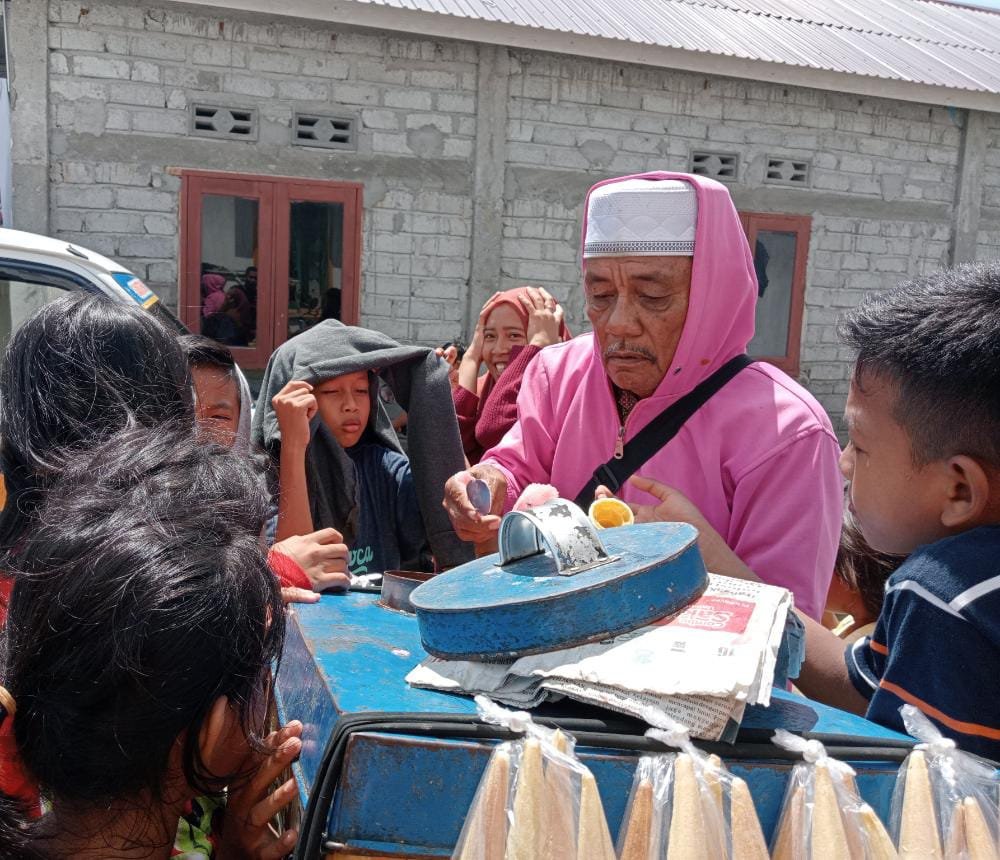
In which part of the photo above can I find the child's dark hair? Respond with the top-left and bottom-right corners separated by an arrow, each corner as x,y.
178,333 -> 237,375
0,294 -> 193,552
840,262 -> 1000,466
0,427 -> 282,852
834,513 -> 904,620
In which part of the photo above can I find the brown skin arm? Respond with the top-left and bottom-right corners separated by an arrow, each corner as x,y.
275,441 -> 314,542
614,475 -> 870,716
272,381 -> 318,542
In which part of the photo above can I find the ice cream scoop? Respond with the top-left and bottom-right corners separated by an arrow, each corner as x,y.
468,478 -> 492,515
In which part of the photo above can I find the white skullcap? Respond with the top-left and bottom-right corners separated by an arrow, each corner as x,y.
583,178 -> 697,258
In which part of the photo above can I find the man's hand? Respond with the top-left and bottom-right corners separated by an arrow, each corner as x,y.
272,381 -> 317,451
216,721 -> 303,860
443,466 -> 506,543
520,286 -> 564,349
273,528 -> 351,592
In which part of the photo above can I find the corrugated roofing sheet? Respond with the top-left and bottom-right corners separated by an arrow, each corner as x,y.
356,0 -> 1000,94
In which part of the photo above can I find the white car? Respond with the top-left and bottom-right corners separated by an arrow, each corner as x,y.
0,227 -> 185,352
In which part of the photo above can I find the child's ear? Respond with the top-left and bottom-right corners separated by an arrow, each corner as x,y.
940,455 -> 991,529
198,695 -> 234,771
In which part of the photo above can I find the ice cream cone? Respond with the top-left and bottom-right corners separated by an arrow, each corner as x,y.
858,803 -> 898,860
588,498 -> 634,529
962,796 -> 997,860
771,783 -> 804,860
543,737 -> 576,860
577,771 -> 616,860
619,778 -> 654,860
810,763 -> 852,859
730,776 -> 769,860
898,751 -> 942,859
506,738 -> 547,860
667,754 -> 708,859
459,748 -> 511,860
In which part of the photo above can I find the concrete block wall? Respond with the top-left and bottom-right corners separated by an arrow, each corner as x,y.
502,51 -> 965,428
36,0 -> 1000,431
978,113 -> 1000,262
46,0 -> 478,341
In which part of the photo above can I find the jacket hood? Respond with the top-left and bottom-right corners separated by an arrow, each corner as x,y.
581,171 -> 757,401
251,320 -> 472,567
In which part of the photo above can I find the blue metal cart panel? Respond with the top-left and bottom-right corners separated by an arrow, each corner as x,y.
275,592 -> 912,856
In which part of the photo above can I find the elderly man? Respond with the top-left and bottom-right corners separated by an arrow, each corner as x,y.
443,172 -> 842,619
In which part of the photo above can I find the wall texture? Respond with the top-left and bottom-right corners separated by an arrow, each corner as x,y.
23,0 -> 1000,431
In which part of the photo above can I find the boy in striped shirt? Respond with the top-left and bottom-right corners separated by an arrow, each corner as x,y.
628,263 -> 1000,760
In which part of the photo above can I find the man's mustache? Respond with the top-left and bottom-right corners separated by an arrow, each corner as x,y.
604,342 -> 655,361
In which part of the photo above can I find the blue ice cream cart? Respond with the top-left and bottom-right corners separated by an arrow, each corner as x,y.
277,508 -> 913,859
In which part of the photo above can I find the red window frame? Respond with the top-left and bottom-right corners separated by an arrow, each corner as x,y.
739,212 -> 811,377
180,170 -> 362,369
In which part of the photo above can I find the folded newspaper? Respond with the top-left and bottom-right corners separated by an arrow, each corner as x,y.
406,574 -> 792,742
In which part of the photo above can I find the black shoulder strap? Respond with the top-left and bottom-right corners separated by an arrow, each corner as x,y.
574,354 -> 754,506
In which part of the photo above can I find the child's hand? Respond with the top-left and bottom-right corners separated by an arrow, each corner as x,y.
272,381 -> 317,451
273,528 -> 351,592
216,720 -> 303,860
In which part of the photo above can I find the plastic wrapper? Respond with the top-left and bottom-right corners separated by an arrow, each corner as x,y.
616,722 -> 768,858
771,729 -> 898,859
890,705 -> 999,859
453,696 -> 616,860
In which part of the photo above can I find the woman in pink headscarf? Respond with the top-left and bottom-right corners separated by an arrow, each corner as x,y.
453,286 -> 571,464
201,273 -> 228,317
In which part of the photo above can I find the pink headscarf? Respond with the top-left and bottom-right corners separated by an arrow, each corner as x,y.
477,287 -> 572,396
201,274 -> 227,318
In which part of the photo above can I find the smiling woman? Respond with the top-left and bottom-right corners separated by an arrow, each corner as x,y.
450,286 -> 572,464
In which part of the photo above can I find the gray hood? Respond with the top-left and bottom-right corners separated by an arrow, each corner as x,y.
252,320 -> 471,569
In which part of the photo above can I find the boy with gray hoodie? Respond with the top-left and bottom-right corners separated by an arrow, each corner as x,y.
252,321 -> 472,578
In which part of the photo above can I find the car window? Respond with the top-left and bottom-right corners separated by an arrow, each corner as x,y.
0,277 -> 72,357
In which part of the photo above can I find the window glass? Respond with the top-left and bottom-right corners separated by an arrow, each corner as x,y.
199,194 -> 259,348
748,230 -> 797,358
287,201 -> 345,339
0,279 -> 69,356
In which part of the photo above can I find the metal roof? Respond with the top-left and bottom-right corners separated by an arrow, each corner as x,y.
354,0 -> 1000,101
194,0 -> 1000,109
367,0 -> 1000,90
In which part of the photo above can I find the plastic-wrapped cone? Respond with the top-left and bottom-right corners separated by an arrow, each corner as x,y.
705,754 -> 724,811
962,796 -> 998,860
459,749 -> 511,860
543,735 -> 576,860
506,739 -> 547,860
771,783 -> 804,860
667,754 -> 708,859
898,751 -> 942,859
619,778 -> 654,860
810,763 -> 852,859
834,766 -> 865,860
945,799 -> 968,860
858,804 -> 898,860
730,776 -> 769,860
577,771 -> 616,860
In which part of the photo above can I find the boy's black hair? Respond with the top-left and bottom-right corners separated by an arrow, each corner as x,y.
840,262 -> 1000,466
178,333 -> 237,375
0,294 -> 193,553
0,427 -> 283,850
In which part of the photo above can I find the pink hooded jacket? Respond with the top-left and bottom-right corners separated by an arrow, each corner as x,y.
481,172 -> 842,619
